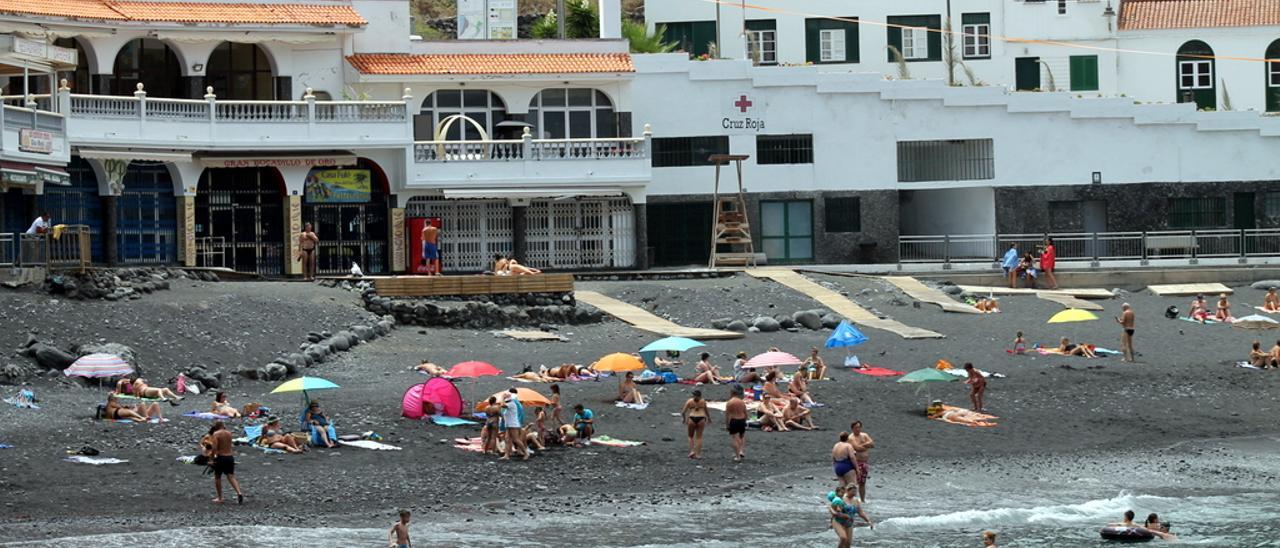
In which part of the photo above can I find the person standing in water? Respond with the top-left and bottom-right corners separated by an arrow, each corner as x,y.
724,386 -> 748,462
849,421 -> 875,502
831,431 -> 856,488
681,389 -> 708,459
388,509 -> 412,548
1116,303 -> 1136,363
982,530 -> 997,547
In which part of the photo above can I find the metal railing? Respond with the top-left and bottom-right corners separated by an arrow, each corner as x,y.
899,229 -> 1280,265
413,134 -> 651,163
0,226 -> 91,271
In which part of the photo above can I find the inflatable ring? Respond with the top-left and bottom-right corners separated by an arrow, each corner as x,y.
1099,526 -> 1154,542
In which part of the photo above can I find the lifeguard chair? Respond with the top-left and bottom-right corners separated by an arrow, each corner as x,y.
707,154 -> 756,268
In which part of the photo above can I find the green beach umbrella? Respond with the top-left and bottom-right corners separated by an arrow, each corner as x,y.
897,367 -> 959,401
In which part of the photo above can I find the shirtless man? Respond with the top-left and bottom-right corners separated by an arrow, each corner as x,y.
725,386 -> 748,462
1249,341 -> 1273,368
209,421 -> 244,504
298,222 -> 319,281
421,223 -> 441,276
849,421 -> 875,502
788,368 -> 815,405
389,509 -> 412,548
783,398 -> 815,430
1266,287 -> 1280,312
1115,303 -> 1136,363
1270,340 -> 1280,369
964,363 -> 987,412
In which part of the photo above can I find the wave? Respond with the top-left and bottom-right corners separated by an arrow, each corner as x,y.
876,491 -> 1179,532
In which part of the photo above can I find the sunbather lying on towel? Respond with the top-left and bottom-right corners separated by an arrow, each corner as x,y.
1058,337 -> 1097,358
259,417 -> 306,454
548,364 -> 598,380
211,392 -> 241,418
413,361 -> 447,377
974,297 -> 1000,313
131,377 -> 182,404
103,393 -> 163,422
511,368 -> 557,383
926,401 -> 997,428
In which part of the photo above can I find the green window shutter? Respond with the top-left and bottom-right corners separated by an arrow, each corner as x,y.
745,19 -> 775,31
806,17 -> 859,64
961,12 -> 990,26
926,15 -> 943,61
888,15 -> 941,61
1070,55 -> 1099,91
660,21 -> 716,57
805,19 -> 820,63
846,18 -> 860,63
886,17 -> 903,61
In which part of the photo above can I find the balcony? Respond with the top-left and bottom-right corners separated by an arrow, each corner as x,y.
0,96 -> 69,165
62,86 -> 412,151
409,128 -> 652,191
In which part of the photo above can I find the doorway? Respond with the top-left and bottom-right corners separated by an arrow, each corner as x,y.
1015,57 -> 1041,91
195,167 -> 285,275
760,200 -> 813,263
1082,200 -> 1107,258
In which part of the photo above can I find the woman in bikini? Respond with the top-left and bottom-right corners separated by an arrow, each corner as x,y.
692,352 -> 720,385
832,432 -> 857,487
1215,293 -> 1232,321
757,396 -> 789,432
1012,331 -> 1027,354
511,367 -> 556,383
617,371 -> 644,404
480,397 -> 502,454
681,389 -> 709,458
548,384 -> 564,426
211,391 -> 241,418
507,258 -> 542,276
762,370 -> 786,399
804,347 -> 827,380
259,418 -> 305,453
103,393 -> 157,422
1058,337 -> 1097,358
789,368 -> 815,405
132,378 -> 182,404
828,485 -> 872,548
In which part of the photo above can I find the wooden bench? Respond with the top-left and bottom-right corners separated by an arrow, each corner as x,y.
375,274 -> 574,297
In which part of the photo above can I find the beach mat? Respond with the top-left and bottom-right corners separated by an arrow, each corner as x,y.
931,405 -> 998,428
615,401 -> 649,410
1254,306 -> 1280,314
183,411 -> 230,420
430,416 -> 477,427
110,418 -> 169,424
452,437 -> 484,453
3,397 -> 38,409
942,368 -> 1006,379
0,444 -> 12,449
592,435 -> 644,447
1236,361 -> 1263,370
849,366 -> 905,377
64,456 -> 128,465
1178,317 -> 1224,325
338,440 -> 402,451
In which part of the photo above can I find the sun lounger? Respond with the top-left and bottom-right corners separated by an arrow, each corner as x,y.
338,440 -> 402,451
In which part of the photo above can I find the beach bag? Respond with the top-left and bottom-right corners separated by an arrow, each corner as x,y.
660,372 -> 679,384
1164,306 -> 1179,319
176,374 -> 187,394
844,355 -> 861,368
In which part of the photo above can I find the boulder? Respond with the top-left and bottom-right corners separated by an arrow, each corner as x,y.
820,313 -> 842,329
352,326 -> 376,342
32,344 -> 77,370
336,330 -> 359,347
792,310 -> 823,330
711,318 -> 732,330
941,285 -> 964,295
747,326 -> 760,333
1251,280 -> 1280,290
373,321 -> 393,336
752,316 -> 781,332
236,367 -> 260,380
186,366 -> 219,389
328,336 -> 350,352
305,346 -> 327,365
262,363 -> 288,381
726,320 -> 749,332
2,363 -> 30,381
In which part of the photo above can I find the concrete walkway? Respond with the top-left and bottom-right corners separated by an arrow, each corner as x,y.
883,276 -> 980,314
574,290 -> 743,340
746,268 -> 943,339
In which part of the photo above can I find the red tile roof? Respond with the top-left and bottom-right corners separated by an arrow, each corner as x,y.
0,0 -> 366,26
1120,0 -> 1280,30
346,53 -> 635,76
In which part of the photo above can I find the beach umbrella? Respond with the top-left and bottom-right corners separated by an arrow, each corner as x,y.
593,353 -> 646,372
489,387 -> 551,407
271,376 -> 340,394
639,336 -> 706,353
448,361 -> 503,378
1047,308 -> 1099,324
1232,314 -> 1280,330
742,351 -> 803,369
64,353 -> 133,379
825,320 -> 868,348
897,367 -> 959,401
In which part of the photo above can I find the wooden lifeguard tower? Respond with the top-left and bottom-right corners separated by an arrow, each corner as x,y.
707,154 -> 757,268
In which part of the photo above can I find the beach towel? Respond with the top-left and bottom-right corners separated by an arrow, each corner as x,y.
1236,361 -> 1262,370
113,394 -> 165,402
64,456 -> 128,465
1092,347 -> 1122,356
111,418 -> 169,424
430,415 -> 477,427
615,401 -> 649,410
706,400 -> 763,413
930,405 -> 998,428
182,411 -> 230,420
4,389 -> 38,409
942,368 -> 1006,379
452,437 -> 485,453
592,435 -> 644,447
849,366 -> 905,377
1179,317 -> 1222,324
1254,306 -> 1280,314
0,444 -> 11,449
338,440 -> 402,451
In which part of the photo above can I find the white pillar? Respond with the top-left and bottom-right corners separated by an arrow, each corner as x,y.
717,3 -> 746,60
598,0 -> 622,39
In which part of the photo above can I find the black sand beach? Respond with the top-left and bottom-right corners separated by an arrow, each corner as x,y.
1,273 -> 1279,543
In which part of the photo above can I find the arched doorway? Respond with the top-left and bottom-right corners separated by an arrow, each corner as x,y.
413,90 -> 508,140
1176,40 -> 1216,110
301,159 -> 390,275
195,168 -> 285,275
112,38 -> 182,97
54,38 -> 91,93
1266,39 -> 1280,112
37,157 -> 103,262
117,164 -> 177,265
527,88 -> 618,139
206,42 -> 275,100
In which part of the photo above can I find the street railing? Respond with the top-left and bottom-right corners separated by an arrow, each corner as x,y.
899,229 -> 1280,265
0,226 -> 91,270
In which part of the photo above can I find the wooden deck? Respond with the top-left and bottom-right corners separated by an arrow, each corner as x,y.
883,276 -> 980,314
374,274 -> 574,297
1036,292 -> 1105,311
746,268 -> 944,339
574,291 -> 743,340
957,286 -> 1116,299
1147,283 -> 1233,297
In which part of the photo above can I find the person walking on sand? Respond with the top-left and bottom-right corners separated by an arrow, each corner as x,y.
1116,303 -> 1136,363
1041,237 -> 1058,290
500,389 -> 528,460
681,389 -> 709,459
849,421 -> 875,502
421,222 -> 441,276
209,421 -> 243,504
298,222 -> 319,281
388,509 -> 412,548
832,432 -> 856,488
725,386 -> 748,462
999,243 -> 1019,289
964,363 -> 987,412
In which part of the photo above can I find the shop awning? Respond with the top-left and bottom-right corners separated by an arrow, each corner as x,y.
36,166 -> 70,186
77,149 -> 193,163
0,162 -> 38,188
441,187 -> 625,200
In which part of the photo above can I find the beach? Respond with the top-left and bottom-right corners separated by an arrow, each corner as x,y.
2,273 -> 1279,545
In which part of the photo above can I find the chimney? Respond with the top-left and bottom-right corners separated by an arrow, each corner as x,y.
598,0 -> 621,39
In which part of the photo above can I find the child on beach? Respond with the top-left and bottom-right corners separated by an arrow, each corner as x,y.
1012,331 -> 1027,354
388,509 -> 411,548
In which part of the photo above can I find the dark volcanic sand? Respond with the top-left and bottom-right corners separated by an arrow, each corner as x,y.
1,273 -> 1279,542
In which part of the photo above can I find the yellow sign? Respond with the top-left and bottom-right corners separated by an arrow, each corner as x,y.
304,169 -> 371,203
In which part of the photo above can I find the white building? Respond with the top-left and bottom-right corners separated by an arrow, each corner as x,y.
2,0 -> 1280,272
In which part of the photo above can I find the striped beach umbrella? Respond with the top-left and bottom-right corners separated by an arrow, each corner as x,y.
64,353 -> 133,378
741,351 -> 803,369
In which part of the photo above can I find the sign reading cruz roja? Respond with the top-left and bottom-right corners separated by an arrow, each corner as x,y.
722,92 -> 766,132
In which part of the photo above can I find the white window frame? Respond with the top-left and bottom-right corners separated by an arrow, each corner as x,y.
901,26 -> 928,60
962,23 -> 990,58
747,29 -> 777,65
818,29 -> 846,62
1270,61 -> 1280,87
1178,60 -> 1213,90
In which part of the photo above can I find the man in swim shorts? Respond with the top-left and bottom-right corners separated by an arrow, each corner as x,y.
849,420 -> 874,502
209,421 -> 243,504
1116,303 -> 1136,363
421,222 -> 441,276
725,386 -> 748,462
389,509 -> 412,548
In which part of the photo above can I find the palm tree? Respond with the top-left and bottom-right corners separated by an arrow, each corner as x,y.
623,21 -> 676,53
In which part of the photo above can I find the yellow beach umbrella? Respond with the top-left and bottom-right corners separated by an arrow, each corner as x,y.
1047,308 -> 1099,324
592,352 -> 646,372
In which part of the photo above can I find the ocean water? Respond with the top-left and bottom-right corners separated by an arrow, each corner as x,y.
8,489 -> 1279,547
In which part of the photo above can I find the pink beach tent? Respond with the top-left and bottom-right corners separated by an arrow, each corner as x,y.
401,377 -> 463,419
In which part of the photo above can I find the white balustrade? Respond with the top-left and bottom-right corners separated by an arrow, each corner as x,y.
145,98 -> 209,120
214,101 -> 308,122
70,94 -> 138,118
67,94 -> 408,124
530,137 -> 647,160
414,137 -> 647,163
314,101 -> 407,122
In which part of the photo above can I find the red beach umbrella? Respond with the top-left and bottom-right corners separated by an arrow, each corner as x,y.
448,361 -> 503,378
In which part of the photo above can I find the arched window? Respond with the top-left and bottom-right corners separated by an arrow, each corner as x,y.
206,42 -> 275,100
414,90 -> 507,140
112,38 -> 182,97
1266,39 -> 1280,112
527,89 -> 617,139
53,38 -> 91,93
1176,40 -> 1216,110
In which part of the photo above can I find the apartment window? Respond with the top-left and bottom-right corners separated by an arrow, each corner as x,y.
415,89 -> 507,141
1265,192 -> 1280,218
896,139 -> 995,182
887,15 -> 942,62
1058,0 -> 1067,14
661,21 -> 717,57
1179,60 -> 1213,89
1167,197 -> 1226,228
805,17 -> 859,64
824,196 -> 861,233
651,136 -> 730,167
1070,55 -> 1100,91
961,13 -> 990,59
1270,60 -> 1280,87
528,88 -> 617,139
746,20 -> 777,66
756,134 -> 813,165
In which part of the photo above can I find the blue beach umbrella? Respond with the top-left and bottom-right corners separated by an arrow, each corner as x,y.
825,320 -> 868,348
640,337 -> 707,353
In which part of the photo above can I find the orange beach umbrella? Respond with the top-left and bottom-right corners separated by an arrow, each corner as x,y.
592,353 -> 646,372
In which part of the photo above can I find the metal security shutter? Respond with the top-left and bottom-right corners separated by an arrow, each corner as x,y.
117,163 -> 176,265
405,197 -> 512,273
526,197 -> 634,269
38,157 -> 104,262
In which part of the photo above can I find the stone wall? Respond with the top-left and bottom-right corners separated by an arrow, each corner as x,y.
360,288 -> 602,329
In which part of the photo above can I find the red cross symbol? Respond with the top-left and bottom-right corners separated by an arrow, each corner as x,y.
733,94 -> 753,113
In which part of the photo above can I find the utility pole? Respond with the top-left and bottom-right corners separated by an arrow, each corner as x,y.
557,0 -> 566,38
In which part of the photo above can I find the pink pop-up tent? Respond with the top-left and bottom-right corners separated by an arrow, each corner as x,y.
401,377 -> 463,419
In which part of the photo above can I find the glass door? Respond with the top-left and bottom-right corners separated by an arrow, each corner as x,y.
760,200 -> 813,263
